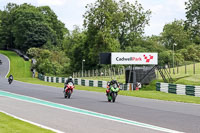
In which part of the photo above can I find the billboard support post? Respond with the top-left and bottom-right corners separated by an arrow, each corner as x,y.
128,65 -> 137,90
99,52 -> 160,90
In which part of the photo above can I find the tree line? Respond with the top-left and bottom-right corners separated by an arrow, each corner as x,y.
0,0 -> 200,76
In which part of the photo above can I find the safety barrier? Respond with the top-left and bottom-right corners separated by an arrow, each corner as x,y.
156,82 -> 200,97
38,73 -> 130,90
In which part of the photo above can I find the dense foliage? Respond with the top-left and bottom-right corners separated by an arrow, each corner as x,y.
27,48 -> 70,76
0,3 -> 67,51
0,0 -> 200,75
185,0 -> 200,44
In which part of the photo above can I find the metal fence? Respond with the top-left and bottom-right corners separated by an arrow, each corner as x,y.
73,63 -> 200,82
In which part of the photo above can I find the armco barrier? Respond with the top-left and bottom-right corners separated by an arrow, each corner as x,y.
156,82 -> 200,97
89,80 -> 93,87
62,77 -> 65,83
81,79 -> 85,86
186,85 -> 195,96
85,80 -> 89,86
38,74 -> 130,90
56,77 -> 59,83
8,49 -> 30,61
168,84 -> 176,94
98,81 -> 103,87
74,79 -> 78,85
156,82 -> 160,91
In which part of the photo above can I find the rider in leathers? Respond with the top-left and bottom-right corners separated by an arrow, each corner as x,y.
106,80 -> 120,95
64,76 -> 74,92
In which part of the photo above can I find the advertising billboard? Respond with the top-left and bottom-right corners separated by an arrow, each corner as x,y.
111,52 -> 158,65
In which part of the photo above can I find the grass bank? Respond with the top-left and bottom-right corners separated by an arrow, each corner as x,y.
0,50 -> 32,79
0,112 -> 54,133
1,50 -> 200,104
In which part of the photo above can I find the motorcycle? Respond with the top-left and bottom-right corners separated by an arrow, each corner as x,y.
64,82 -> 74,99
8,77 -> 13,84
106,83 -> 119,102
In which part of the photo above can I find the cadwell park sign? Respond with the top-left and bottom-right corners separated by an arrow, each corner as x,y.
111,52 -> 158,65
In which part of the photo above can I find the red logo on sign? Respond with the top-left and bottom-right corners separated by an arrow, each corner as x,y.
143,55 -> 153,63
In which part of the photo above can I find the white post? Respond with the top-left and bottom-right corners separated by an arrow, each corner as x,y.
173,43 -> 177,74
82,59 -> 85,77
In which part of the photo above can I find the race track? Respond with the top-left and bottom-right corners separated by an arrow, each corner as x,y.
0,53 -> 200,133
0,53 -> 9,77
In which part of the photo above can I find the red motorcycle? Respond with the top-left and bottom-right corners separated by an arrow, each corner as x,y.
64,82 -> 74,99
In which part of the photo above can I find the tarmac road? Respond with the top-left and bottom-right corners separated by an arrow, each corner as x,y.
0,53 -> 200,133
0,53 -> 9,77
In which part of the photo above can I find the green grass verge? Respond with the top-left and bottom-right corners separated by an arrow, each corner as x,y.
12,78 -> 200,104
0,112 -> 54,133
21,79 -> 200,104
1,50 -> 200,105
80,63 -> 200,85
0,50 -> 32,79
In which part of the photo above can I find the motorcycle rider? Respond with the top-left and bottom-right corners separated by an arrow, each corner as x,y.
64,76 -> 74,92
106,79 -> 120,95
8,74 -> 13,84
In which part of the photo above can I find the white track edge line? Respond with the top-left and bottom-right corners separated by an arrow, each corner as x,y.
0,90 -> 184,133
0,110 -> 64,133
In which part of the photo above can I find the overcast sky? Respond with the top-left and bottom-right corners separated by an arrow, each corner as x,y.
0,0 -> 188,36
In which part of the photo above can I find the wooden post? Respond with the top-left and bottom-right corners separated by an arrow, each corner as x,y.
113,67 -> 115,79
176,62 -> 178,74
193,62 -> 195,74
100,69 -> 101,78
109,68 -> 111,78
157,69 -> 159,79
168,63 -> 171,74
118,68 -> 120,79
124,66 -> 126,75
185,63 -> 187,74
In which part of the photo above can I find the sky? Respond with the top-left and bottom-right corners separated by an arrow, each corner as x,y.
0,0 -> 188,36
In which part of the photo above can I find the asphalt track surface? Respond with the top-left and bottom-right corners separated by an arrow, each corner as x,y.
0,53 -> 200,133
0,53 -> 9,77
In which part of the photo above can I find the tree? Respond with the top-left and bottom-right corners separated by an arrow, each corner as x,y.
117,0 -> 151,49
27,48 -> 70,75
0,3 -> 67,52
0,3 -> 18,49
185,0 -> 200,44
83,0 -> 151,68
63,27 -> 88,71
179,44 -> 200,62
0,10 -> 3,49
38,6 -> 68,48
161,20 -> 191,50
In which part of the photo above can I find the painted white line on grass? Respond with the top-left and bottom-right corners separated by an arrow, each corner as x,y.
0,90 -> 184,133
0,110 -> 64,133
